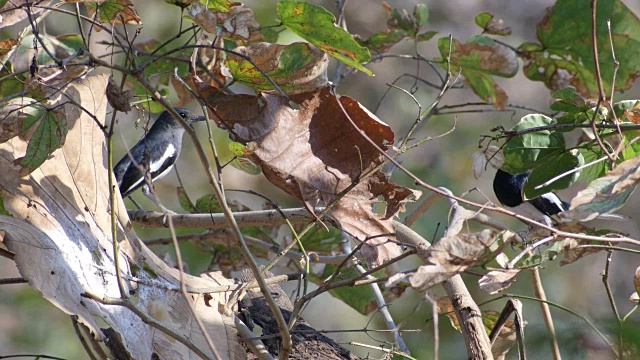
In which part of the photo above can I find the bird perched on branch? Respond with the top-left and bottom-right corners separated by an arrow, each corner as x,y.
114,108 -> 206,212
493,168 -> 568,227
493,168 -> 626,227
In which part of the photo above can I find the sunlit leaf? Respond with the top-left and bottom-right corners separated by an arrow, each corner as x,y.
502,114 -> 566,173
16,105 -> 67,175
278,0 -> 372,75
519,0 -> 640,98
225,42 -> 328,94
230,157 -> 261,175
438,35 -> 518,109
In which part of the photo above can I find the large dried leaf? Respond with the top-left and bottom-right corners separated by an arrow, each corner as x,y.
410,230 -> 509,291
0,75 -> 241,359
560,156 -> 640,222
479,269 -> 521,294
199,84 -> 419,265
0,0 -> 53,29
213,4 -> 262,42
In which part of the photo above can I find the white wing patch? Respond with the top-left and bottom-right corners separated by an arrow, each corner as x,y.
540,193 -> 566,212
148,143 -> 176,182
121,144 -> 176,195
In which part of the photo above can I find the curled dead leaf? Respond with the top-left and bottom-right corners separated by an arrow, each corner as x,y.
479,269 -> 521,294
560,156 -> 640,222
410,229 -> 504,291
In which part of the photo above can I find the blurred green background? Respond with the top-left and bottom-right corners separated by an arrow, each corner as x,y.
2,0 -> 640,359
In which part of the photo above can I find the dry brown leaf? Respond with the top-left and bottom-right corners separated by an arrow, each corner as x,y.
188,3 -> 217,33
435,296 -> 460,331
479,269 -> 521,294
0,75 -> 241,359
560,156 -> 640,222
213,4 -> 262,42
0,1 -> 53,29
106,74 -> 132,112
472,145 -> 503,179
410,230 -> 504,291
491,316 -> 518,360
198,85 -> 419,265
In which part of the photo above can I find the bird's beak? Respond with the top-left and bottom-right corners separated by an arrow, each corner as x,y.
190,114 -> 207,122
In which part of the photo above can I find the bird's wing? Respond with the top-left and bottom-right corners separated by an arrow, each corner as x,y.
529,192 -> 567,216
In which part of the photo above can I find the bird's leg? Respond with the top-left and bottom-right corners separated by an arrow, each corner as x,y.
127,196 -> 143,210
141,184 -> 176,214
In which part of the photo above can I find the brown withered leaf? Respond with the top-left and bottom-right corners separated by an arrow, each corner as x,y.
0,1 -> 53,29
0,75 -> 240,359
436,296 -> 460,331
214,4 -> 262,42
188,3 -> 217,33
106,75 -> 132,112
198,84 -> 419,265
410,230 -> 505,291
479,269 -> 521,294
560,156 -> 640,222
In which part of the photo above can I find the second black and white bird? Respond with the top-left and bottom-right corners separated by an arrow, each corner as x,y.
493,168 -> 568,226
114,108 -> 206,211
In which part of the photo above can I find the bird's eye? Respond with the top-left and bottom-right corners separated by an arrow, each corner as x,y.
180,112 -> 187,118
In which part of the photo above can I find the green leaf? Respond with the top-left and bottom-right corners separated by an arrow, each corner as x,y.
502,114 -> 566,173
260,27 -> 280,43
277,0 -> 372,75
200,0 -> 236,12
18,107 -> 67,174
177,186 -> 197,213
519,0 -> 640,98
195,194 -> 222,213
225,42 -> 327,93
359,30 -> 406,52
550,87 -> 589,113
438,36 -> 518,109
299,225 -> 342,252
416,30 -> 438,42
474,12 -> 511,36
56,34 -> 85,51
229,142 -> 247,157
310,265 -> 379,314
0,195 -> 12,217
578,146 -> 607,183
230,157 -> 261,175
0,0 -> 8,9
522,150 -> 584,199
474,12 -> 493,29
414,4 -> 429,28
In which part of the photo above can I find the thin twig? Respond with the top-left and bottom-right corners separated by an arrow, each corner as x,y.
530,268 -> 561,360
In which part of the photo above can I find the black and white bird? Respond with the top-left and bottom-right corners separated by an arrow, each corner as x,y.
493,168 -> 568,226
114,108 -> 206,211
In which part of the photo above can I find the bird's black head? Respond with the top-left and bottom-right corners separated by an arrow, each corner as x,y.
155,108 -> 207,129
